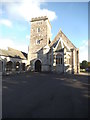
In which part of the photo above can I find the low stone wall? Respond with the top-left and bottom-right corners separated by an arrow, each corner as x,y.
42,65 -> 50,72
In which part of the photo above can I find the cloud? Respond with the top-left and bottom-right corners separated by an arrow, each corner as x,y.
0,38 -> 14,50
79,40 -> 88,62
0,19 -> 12,27
2,0 -> 57,21
0,37 -> 28,53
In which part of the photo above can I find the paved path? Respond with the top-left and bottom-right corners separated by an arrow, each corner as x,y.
2,72 -> 88,118
0,72 -> 2,120
79,72 -> 90,76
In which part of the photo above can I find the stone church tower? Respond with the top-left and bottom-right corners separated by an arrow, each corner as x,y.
27,16 -> 52,71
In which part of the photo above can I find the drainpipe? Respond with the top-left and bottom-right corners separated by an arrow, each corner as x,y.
71,48 -> 74,74
77,49 -> 79,74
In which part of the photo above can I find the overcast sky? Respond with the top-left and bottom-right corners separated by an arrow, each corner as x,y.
0,0 -> 88,62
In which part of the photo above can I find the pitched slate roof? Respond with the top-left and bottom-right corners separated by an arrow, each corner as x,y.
49,29 -> 76,49
0,47 -> 27,60
53,39 -> 59,48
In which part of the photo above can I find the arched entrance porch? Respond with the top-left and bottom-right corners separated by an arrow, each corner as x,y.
35,60 -> 42,72
6,61 -> 13,72
16,62 -> 20,71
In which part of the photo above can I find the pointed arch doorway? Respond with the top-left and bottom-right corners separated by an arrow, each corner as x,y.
35,60 -> 42,72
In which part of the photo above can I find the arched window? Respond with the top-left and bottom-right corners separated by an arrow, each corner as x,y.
56,54 -> 63,65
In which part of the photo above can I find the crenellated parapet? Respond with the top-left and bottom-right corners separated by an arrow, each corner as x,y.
31,16 -> 48,22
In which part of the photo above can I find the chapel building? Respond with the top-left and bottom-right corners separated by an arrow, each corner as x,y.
27,16 -> 80,74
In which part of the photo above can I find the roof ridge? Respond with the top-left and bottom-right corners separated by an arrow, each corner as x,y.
0,47 -> 27,59
60,31 -> 76,49
8,47 -> 21,52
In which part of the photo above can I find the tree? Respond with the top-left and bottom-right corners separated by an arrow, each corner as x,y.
80,62 -> 83,69
81,60 -> 88,69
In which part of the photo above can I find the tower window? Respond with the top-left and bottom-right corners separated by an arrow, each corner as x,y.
37,28 -> 40,32
36,40 -> 40,45
49,39 -> 51,44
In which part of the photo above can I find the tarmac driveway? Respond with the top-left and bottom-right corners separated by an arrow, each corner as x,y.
2,72 -> 88,118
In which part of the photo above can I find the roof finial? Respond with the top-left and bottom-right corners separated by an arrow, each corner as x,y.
59,28 -> 62,32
